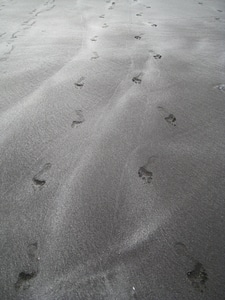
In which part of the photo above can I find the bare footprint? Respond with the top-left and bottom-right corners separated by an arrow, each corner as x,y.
74,76 -> 85,89
90,35 -> 98,42
11,31 -> 20,39
102,23 -> 109,28
132,72 -> 143,84
35,5 -> 55,16
0,32 -> 6,38
22,18 -> 34,25
157,106 -> 177,127
15,242 -> 39,291
138,156 -> 156,184
15,271 -> 38,291
174,242 -> 208,293
134,35 -> 141,40
91,51 -> 99,60
187,262 -> 208,293
153,54 -> 162,59
138,166 -> 153,184
5,45 -> 14,55
32,163 -> 51,187
71,110 -> 85,127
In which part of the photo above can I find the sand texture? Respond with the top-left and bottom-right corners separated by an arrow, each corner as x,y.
0,0 -> 225,299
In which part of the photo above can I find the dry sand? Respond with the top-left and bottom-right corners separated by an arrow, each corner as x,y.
0,0 -> 225,299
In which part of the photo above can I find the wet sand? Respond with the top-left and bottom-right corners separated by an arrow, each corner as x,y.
0,0 -> 225,299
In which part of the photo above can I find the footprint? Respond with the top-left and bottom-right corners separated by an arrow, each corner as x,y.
136,12 -> 143,16
11,31 -> 20,39
198,2 -> 203,4
0,32 -> 6,38
24,21 -> 36,30
174,242 -> 188,255
157,106 -> 177,127
187,263 -> 208,293
102,23 -> 109,28
29,9 -> 37,14
15,271 -> 38,290
71,110 -> 85,127
153,54 -> 162,59
27,242 -> 39,261
91,51 -> 99,60
138,156 -> 155,184
146,6 -> 151,8
74,76 -> 85,89
90,35 -> 98,42
5,45 -> 14,55
215,84 -> 225,92
32,163 -> 52,187
15,242 -> 39,291
138,166 -> 153,184
151,24 -> 157,27
134,35 -> 141,40
35,5 -> 55,17
174,242 -> 208,293
215,17 -> 220,20
132,72 -> 143,84
99,14 -> 105,18
217,9 -> 223,12
22,18 -> 34,25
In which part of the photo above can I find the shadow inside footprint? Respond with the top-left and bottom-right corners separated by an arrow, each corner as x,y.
132,73 -> 143,84
15,271 -> 37,290
74,77 -> 85,88
153,54 -> 162,59
136,13 -> 142,16
174,242 -> 208,293
90,36 -> 98,42
158,106 -> 176,127
134,35 -> 141,40
165,114 -> 176,126
138,166 -> 153,184
32,163 -> 51,187
91,52 -> 99,60
72,110 -> 85,127
217,9 -> 223,12
32,178 -> 45,186
151,24 -> 157,27
187,262 -> 208,293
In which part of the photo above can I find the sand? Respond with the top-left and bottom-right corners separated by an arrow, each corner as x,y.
0,0 -> 225,299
